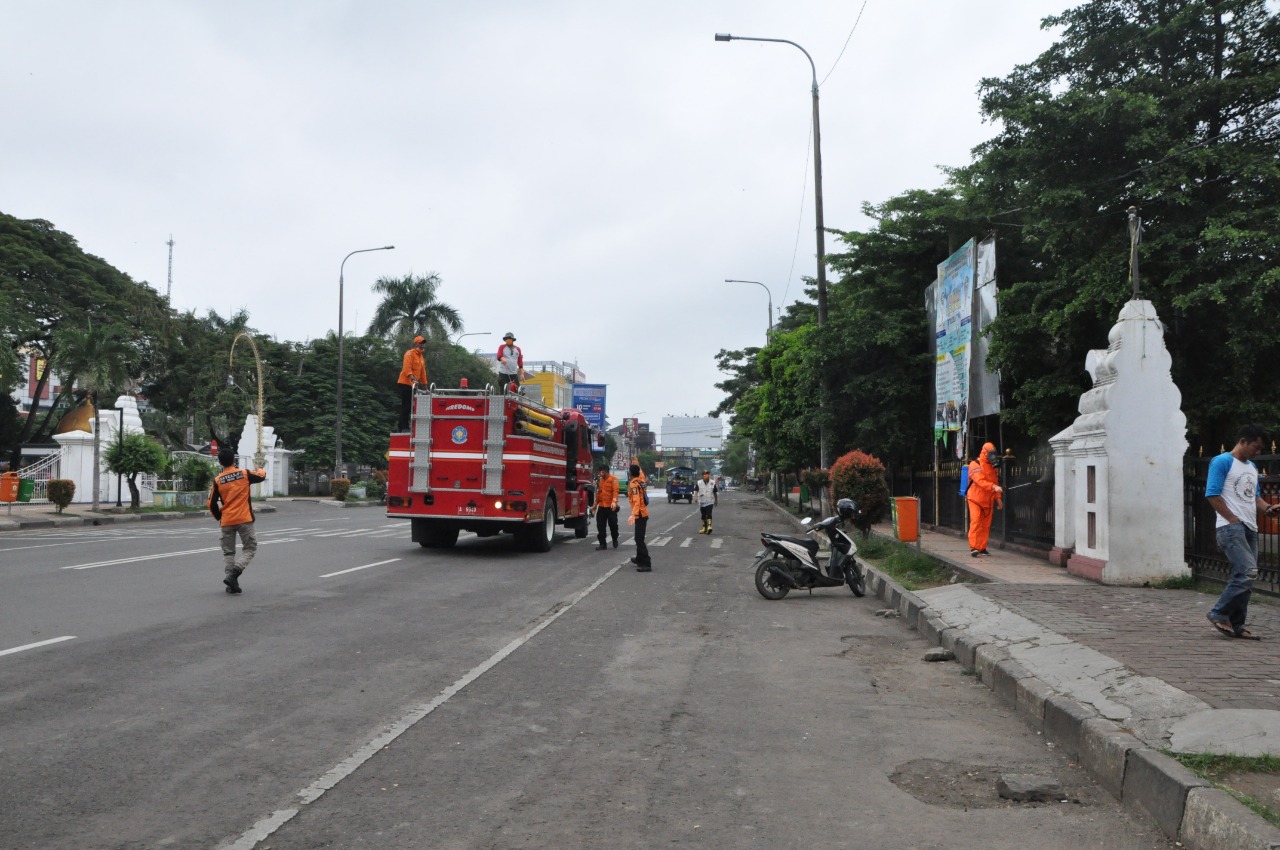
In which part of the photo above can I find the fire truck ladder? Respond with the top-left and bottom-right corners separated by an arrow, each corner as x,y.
408,387 -> 434,493
482,390 -> 507,495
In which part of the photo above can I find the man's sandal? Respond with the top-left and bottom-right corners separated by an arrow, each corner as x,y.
1235,629 -> 1262,641
1209,618 -> 1236,638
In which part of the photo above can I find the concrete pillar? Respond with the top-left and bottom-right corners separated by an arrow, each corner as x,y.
1054,300 -> 1188,584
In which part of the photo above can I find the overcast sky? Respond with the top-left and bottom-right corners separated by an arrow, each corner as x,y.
2,0 -> 1070,441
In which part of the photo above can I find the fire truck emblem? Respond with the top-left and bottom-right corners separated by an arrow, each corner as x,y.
451,426 -> 468,444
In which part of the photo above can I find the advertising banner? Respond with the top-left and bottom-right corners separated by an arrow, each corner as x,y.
660,416 -> 723,450
970,237 -> 1001,419
571,383 -> 607,431
934,239 -> 974,456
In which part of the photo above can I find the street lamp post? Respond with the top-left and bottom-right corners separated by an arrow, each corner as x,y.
715,32 -> 830,467
230,332 -> 267,468
115,407 -> 124,507
336,245 -> 395,479
724,279 -> 773,336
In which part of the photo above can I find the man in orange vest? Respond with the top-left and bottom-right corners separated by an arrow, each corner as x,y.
627,463 -> 651,572
208,447 -> 267,594
397,335 -> 429,431
594,465 -> 620,550
966,442 -> 1003,557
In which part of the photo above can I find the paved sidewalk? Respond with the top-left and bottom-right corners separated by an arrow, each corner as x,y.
894,522 -> 1280,712
0,501 -> 282,531
864,518 -> 1280,850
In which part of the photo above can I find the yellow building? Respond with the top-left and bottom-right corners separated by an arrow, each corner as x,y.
520,361 -> 584,409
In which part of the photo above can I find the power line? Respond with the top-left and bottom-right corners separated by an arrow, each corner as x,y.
820,0 -> 870,88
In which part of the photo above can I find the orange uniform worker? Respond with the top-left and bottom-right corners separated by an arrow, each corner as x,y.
627,463 -> 651,572
966,442 -> 1003,557
208,447 -> 267,594
594,465 -> 620,550
397,335 -> 429,431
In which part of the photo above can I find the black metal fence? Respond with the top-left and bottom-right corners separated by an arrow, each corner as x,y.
887,451 -> 1280,596
1185,453 -> 1280,596
886,453 -> 1055,551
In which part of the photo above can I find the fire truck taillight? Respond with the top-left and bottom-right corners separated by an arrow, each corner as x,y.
494,500 -> 503,510
388,496 -> 404,508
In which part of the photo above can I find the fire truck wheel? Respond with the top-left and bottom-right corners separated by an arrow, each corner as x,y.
522,500 -> 556,552
572,515 -> 589,538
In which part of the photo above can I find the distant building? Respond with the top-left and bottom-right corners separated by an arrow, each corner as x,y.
500,359 -> 585,409
10,353 -> 68,418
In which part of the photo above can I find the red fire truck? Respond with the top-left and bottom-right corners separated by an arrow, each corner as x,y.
386,384 -> 600,550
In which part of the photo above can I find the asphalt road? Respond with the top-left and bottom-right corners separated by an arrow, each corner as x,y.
0,495 -> 1173,849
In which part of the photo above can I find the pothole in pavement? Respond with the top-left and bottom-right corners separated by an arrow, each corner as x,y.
888,758 -> 1096,809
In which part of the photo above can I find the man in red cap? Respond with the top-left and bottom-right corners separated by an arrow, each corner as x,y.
397,335 -> 428,431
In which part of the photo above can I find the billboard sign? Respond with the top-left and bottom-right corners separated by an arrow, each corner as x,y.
660,416 -> 723,450
934,239 -> 974,456
571,383 -> 607,430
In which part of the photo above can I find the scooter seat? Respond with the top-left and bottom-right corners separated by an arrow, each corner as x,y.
762,532 -> 821,554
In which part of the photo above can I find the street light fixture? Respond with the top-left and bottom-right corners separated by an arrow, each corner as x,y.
715,31 -> 830,467
452,331 -> 492,347
724,279 -> 773,336
336,245 -> 395,479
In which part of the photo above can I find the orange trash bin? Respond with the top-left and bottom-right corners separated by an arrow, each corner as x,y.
0,472 -> 18,503
892,496 -> 919,543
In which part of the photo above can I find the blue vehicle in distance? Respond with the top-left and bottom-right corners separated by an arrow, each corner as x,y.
666,466 -> 696,504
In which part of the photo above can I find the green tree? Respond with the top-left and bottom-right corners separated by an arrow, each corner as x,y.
104,433 -> 168,509
710,346 -> 763,420
0,214 -> 169,463
270,333 -> 399,470
427,342 -> 503,390
56,323 -> 138,511
822,188 -> 962,462
719,433 -> 750,482
959,0 -> 1280,446
144,309 -> 254,448
367,273 -> 463,342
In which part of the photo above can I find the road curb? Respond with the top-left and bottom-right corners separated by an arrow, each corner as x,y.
862,562 -> 1280,850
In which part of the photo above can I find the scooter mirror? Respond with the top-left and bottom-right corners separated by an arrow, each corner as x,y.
800,517 -> 812,526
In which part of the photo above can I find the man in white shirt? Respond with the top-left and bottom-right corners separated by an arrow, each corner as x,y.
694,470 -> 718,535
1206,424 -> 1280,639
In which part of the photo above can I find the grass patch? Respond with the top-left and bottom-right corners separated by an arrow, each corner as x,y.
1169,752 -> 1280,828
1146,574 -> 1198,590
856,533 -> 971,590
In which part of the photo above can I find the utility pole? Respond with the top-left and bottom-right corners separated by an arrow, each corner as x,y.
166,235 -> 175,301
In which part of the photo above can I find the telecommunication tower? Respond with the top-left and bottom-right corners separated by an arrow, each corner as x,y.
166,235 -> 175,300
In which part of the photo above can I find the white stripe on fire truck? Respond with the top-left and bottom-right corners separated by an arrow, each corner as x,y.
402,451 -> 570,463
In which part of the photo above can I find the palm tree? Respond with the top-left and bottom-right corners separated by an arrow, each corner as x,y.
55,323 -> 137,512
366,273 -> 463,342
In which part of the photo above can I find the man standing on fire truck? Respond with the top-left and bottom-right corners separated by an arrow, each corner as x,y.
594,464 -> 620,550
627,463 -> 651,571
397,335 -> 428,431
497,332 -> 526,388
